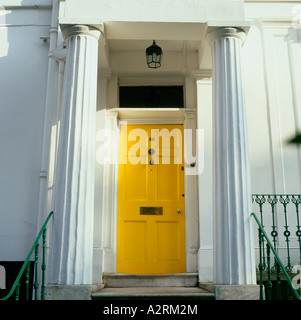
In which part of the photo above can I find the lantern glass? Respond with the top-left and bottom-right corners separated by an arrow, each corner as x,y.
146,41 -> 163,69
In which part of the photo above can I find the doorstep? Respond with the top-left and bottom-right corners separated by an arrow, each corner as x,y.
102,273 -> 199,288
91,286 -> 215,300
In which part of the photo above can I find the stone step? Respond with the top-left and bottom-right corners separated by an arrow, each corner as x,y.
102,273 -> 199,288
92,286 -> 215,300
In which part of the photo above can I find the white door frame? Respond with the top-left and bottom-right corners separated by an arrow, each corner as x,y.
100,107 -> 199,274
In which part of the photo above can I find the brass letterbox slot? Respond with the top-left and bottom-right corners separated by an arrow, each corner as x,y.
140,207 -> 163,215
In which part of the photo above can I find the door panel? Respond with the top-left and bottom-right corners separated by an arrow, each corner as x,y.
155,221 -> 180,261
117,124 -> 185,274
124,163 -> 148,200
123,221 -> 147,261
156,164 -> 179,201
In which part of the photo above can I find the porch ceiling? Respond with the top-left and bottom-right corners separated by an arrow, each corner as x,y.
103,21 -> 205,58
104,21 -> 207,42
98,21 -> 207,70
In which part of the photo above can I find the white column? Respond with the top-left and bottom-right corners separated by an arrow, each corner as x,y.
47,25 -> 101,296
99,110 -> 119,274
210,28 -> 258,299
184,109 -> 199,273
195,74 -> 213,283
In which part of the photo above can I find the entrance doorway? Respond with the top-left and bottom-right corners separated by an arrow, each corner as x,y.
117,124 -> 186,274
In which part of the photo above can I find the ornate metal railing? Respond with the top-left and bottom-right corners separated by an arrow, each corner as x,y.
0,211 -> 53,300
252,194 -> 301,271
252,212 -> 300,300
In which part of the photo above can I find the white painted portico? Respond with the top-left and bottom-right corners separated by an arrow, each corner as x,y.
42,0 -> 259,300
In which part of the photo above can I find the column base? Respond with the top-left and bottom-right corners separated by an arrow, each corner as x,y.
45,284 -> 92,300
215,284 -> 260,300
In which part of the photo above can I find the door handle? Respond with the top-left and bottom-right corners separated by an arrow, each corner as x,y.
148,148 -> 155,165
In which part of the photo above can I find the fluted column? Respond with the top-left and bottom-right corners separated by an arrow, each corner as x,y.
46,25 -> 101,298
210,27 -> 258,299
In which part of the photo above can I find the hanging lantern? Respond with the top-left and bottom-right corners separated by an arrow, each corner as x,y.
145,40 -> 163,69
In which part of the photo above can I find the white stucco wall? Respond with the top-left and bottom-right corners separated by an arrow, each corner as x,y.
244,2 -> 301,195
0,3 -> 51,260
243,2 -> 301,267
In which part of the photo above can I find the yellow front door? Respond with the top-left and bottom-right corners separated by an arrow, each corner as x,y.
117,124 -> 186,274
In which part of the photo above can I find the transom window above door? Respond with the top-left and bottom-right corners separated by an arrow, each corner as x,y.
119,86 -> 184,108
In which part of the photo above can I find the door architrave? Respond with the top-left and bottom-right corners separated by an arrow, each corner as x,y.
100,108 -> 199,274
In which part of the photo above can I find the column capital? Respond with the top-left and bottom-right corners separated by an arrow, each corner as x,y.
206,27 -> 246,45
61,24 -> 102,41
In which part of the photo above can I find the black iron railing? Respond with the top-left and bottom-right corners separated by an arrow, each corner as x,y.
252,212 -> 300,300
252,194 -> 301,270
